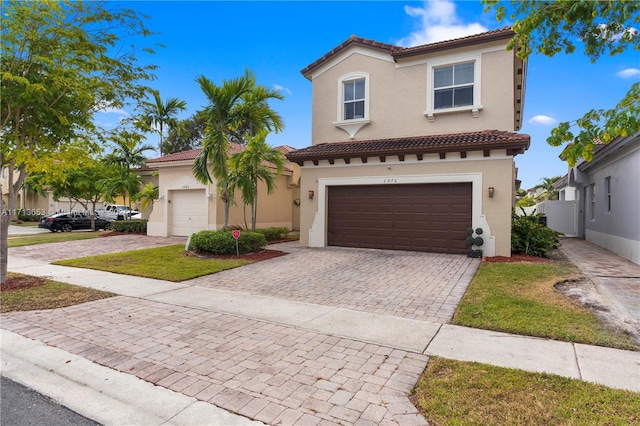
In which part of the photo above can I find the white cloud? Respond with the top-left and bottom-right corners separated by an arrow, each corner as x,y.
273,84 -> 292,95
396,1 -> 489,47
616,68 -> 640,79
95,101 -> 129,116
529,115 -> 558,126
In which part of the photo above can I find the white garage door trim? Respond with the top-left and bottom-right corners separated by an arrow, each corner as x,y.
169,189 -> 208,237
308,173 -> 495,256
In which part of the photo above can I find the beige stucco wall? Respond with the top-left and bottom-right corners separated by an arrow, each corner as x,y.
309,41 -> 516,144
297,151 -> 516,257
147,161 -> 296,236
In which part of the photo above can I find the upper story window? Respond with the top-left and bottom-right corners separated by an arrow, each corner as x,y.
604,176 -> 611,212
334,72 -> 370,139
425,56 -> 482,121
343,79 -> 365,120
433,62 -> 474,109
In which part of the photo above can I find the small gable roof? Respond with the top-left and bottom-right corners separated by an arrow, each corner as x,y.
286,130 -> 530,165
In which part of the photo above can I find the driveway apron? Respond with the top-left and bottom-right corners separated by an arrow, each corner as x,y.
4,238 -> 480,425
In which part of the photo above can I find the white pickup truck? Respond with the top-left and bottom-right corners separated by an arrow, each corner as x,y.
97,204 -> 142,221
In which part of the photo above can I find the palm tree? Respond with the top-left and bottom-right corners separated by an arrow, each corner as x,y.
192,69 -> 284,230
538,175 -> 562,201
142,91 -> 187,157
103,129 -> 155,217
229,130 -> 284,230
134,182 -> 159,213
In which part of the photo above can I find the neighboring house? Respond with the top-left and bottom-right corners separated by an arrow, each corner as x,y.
286,28 -> 529,257
553,132 -> 640,264
145,144 -> 301,237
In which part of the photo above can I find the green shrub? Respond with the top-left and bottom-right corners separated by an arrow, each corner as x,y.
254,227 -> 290,241
511,209 -> 560,257
16,209 -> 43,222
111,219 -> 148,233
190,230 -> 266,255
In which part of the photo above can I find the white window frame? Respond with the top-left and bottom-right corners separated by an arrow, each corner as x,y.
334,72 -> 370,139
604,176 -> 611,213
425,55 -> 482,121
589,183 -> 596,221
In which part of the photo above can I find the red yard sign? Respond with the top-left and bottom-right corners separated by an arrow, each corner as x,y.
232,230 -> 240,239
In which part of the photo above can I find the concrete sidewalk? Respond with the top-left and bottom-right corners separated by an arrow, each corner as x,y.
3,254 -> 639,425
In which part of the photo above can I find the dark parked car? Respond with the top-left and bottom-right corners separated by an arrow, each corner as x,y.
38,212 -> 111,232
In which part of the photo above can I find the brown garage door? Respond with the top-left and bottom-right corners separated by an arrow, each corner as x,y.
328,183 -> 472,254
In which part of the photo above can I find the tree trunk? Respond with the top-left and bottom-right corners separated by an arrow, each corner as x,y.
222,181 -> 230,231
251,191 -> 258,231
1,162 -> 26,284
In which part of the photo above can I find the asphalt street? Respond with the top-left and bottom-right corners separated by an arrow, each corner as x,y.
1,376 -> 99,426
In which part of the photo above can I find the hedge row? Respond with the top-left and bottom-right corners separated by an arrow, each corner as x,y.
254,227 -> 290,241
110,219 -> 148,233
190,230 -> 267,255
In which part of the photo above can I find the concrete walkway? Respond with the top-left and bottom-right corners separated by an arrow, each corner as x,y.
2,242 -> 639,425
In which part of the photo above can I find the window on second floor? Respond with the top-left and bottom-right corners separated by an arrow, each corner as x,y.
342,78 -> 366,120
589,183 -> 596,220
604,176 -> 611,213
433,62 -> 474,110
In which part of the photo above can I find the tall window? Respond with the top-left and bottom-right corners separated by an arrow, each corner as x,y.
434,62 -> 474,110
605,176 -> 611,212
343,78 -> 365,120
589,183 -> 596,220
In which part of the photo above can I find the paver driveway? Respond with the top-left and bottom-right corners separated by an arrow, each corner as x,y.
190,241 -> 479,323
5,237 -> 481,425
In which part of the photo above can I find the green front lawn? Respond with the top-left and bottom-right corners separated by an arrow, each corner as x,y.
54,244 -> 249,281
1,273 -> 115,313
8,231 -> 107,247
453,261 -> 638,351
412,357 -> 640,425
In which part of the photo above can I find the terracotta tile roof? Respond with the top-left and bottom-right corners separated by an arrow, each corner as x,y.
285,130 -> 530,164
146,143 -> 245,164
392,27 -> 514,59
301,28 -> 514,78
301,35 -> 400,77
146,142 -> 293,172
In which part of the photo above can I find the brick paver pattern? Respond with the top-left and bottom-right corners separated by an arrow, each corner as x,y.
189,243 -> 479,323
2,297 -> 429,425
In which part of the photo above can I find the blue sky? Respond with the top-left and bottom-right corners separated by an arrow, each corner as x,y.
97,0 -> 640,190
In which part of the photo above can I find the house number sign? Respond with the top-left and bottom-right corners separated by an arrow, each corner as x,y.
383,178 -> 398,183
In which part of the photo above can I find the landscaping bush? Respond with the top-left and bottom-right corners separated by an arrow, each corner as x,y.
190,230 -> 266,255
110,219 -> 148,233
254,227 -> 290,241
511,209 -> 560,257
16,209 -> 43,222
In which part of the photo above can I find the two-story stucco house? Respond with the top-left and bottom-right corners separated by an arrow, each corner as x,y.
287,28 -> 529,257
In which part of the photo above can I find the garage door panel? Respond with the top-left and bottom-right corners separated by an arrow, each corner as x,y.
328,183 -> 472,254
170,190 -> 207,237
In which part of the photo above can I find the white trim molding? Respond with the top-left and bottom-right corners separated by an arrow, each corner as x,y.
334,72 -> 371,139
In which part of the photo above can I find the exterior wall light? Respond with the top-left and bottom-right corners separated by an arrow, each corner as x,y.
488,187 -> 495,198
308,190 -> 314,200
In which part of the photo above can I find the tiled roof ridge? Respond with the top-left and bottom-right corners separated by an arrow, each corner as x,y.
392,27 -> 513,56
301,27 -> 514,77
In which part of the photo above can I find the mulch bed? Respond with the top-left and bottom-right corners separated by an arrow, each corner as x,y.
187,249 -> 288,262
484,254 -> 553,263
1,274 -> 48,292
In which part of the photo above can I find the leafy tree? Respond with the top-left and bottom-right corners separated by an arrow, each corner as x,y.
229,130 -> 285,231
192,70 -> 284,230
27,157 -> 113,231
103,128 -> 155,217
163,110 -> 207,155
142,91 -> 187,157
0,0 -> 157,283
483,0 -> 640,166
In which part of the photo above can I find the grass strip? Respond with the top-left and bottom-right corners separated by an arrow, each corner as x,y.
453,262 -> 638,350
54,244 -> 249,282
8,231 -> 106,247
411,357 -> 640,426
1,274 -> 115,313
